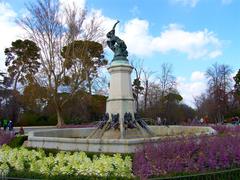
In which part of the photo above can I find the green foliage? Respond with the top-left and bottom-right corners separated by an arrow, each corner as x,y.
4,39 -> 40,88
62,92 -> 106,124
15,91 -> 106,126
26,147 -> 134,160
234,69 -> 240,96
8,170 -> 135,180
18,111 -> 57,126
3,39 -> 41,122
0,146 -> 133,178
224,110 -> 240,119
21,82 -> 48,112
132,78 -> 144,96
62,40 -> 106,70
89,94 -> 107,121
165,92 -> 183,103
61,40 -> 107,93
8,136 -> 28,148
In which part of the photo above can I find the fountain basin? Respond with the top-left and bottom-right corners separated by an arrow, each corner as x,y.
27,126 -> 216,153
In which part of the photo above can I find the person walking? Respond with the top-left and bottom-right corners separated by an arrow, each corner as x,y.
8,120 -> 13,131
163,118 -> 167,125
157,117 -> 162,125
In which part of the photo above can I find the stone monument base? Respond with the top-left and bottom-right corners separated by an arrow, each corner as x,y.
27,126 -> 216,153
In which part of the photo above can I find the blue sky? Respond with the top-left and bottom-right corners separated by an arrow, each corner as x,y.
0,0 -> 239,107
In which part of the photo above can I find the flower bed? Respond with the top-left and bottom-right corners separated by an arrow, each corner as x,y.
133,125 -> 240,179
2,125 -> 240,179
148,167 -> 240,180
212,124 -> 240,135
0,145 -> 133,178
0,130 -> 15,146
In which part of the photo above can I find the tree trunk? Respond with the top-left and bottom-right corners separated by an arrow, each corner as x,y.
88,78 -> 92,95
144,80 -> 148,111
86,71 -> 92,95
11,90 -> 19,122
56,107 -> 65,128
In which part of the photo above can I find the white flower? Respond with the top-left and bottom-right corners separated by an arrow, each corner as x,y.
0,163 -> 9,176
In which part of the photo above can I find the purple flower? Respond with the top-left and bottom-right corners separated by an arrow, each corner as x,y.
133,125 -> 240,179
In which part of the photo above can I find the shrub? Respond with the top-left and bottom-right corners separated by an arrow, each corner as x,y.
0,146 -> 133,179
17,111 -> 57,126
133,125 -> 240,179
26,147 -> 134,161
8,135 -> 28,148
8,170 -> 134,180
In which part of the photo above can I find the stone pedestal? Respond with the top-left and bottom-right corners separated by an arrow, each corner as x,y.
88,59 -> 153,140
106,60 -> 136,138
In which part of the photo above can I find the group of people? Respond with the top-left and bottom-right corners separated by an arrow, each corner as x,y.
157,117 -> 167,125
195,116 -> 209,124
0,119 -> 14,131
0,119 -> 24,135
190,116 -> 209,125
228,116 -> 240,125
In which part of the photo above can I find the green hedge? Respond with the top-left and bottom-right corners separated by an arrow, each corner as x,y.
8,170 -> 136,180
25,147 -> 134,160
17,112 -> 57,126
7,136 -> 28,148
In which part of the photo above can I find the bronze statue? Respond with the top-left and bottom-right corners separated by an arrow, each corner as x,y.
107,20 -> 128,61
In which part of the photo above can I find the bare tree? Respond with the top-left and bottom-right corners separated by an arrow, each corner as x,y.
157,63 -> 176,118
205,63 -> 233,122
142,69 -> 154,111
146,82 -> 161,110
158,63 -> 176,97
17,0 -> 105,127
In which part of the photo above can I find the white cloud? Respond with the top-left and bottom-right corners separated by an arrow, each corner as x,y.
191,71 -> 205,81
177,76 -> 186,82
0,2 -> 25,71
177,71 -> 207,107
171,0 -> 199,7
208,50 -> 222,58
152,25 -> 222,59
121,19 -> 153,56
119,19 -> 223,59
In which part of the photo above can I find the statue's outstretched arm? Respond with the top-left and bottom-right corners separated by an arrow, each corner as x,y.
112,20 -> 120,30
